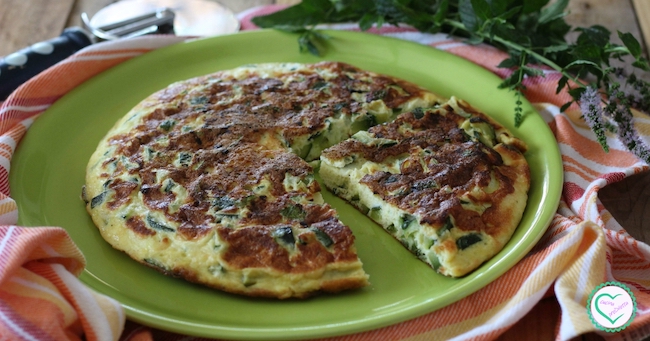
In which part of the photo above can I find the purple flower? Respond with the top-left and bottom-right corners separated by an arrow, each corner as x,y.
613,103 -> 650,163
579,86 -> 609,152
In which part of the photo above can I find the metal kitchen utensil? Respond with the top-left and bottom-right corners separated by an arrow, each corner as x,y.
0,0 -> 240,100
0,8 -> 176,100
88,0 -> 240,37
81,7 -> 176,40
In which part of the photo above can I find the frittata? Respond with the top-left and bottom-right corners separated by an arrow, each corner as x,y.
319,97 -> 530,277
83,61 -> 446,298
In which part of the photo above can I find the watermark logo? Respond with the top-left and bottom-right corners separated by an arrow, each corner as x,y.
587,282 -> 636,332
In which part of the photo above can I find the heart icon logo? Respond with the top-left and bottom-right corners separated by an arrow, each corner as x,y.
594,293 -> 623,325
588,282 -> 636,332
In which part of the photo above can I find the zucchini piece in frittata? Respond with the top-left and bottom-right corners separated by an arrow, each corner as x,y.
83,61 -> 444,298
319,97 -> 530,277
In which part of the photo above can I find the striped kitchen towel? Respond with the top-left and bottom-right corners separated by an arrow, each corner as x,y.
0,226 -> 124,340
0,36 -> 185,341
1,5 -> 650,340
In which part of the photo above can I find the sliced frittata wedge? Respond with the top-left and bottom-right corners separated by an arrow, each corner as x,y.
319,97 -> 530,277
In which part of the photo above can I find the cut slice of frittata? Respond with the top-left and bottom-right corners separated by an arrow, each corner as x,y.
319,97 -> 530,277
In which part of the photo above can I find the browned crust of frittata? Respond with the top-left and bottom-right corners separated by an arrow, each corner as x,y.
344,102 -> 528,232
121,61 -> 435,150
320,98 -> 530,277
135,215 -> 362,298
84,61 -> 445,299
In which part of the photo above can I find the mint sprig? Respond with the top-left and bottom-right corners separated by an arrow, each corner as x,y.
252,0 -> 650,163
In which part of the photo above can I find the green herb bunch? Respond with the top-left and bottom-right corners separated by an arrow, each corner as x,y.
252,0 -> 650,163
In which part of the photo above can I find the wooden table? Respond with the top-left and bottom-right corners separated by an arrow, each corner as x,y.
1,1 -> 648,340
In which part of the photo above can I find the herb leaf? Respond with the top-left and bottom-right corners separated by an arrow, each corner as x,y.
252,0 -> 650,163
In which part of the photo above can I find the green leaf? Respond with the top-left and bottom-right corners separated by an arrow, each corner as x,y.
497,57 -> 518,68
251,0 -> 334,28
538,15 -> 571,40
576,25 -> 612,49
543,43 -> 569,54
294,30 -> 330,56
522,0 -> 550,14
359,13 -> 379,31
271,25 -> 311,34
498,67 -> 525,89
556,75 -> 568,94
330,0 -> 346,12
522,65 -> 545,77
559,101 -> 573,112
433,0 -> 449,23
568,87 -> 586,101
470,0 -> 491,21
497,73 -> 519,89
459,0 -> 480,31
498,5 -> 523,21
618,31 -> 642,58
465,35 -> 485,45
245,0 -> 650,161
633,58 -> 650,71
571,43 -> 604,65
563,59 -> 600,70
538,0 -> 568,24
310,29 -> 330,40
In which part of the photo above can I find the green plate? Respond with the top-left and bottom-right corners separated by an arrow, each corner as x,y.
10,29 -> 562,340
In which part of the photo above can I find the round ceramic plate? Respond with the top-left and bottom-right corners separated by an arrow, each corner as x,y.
10,30 -> 562,340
